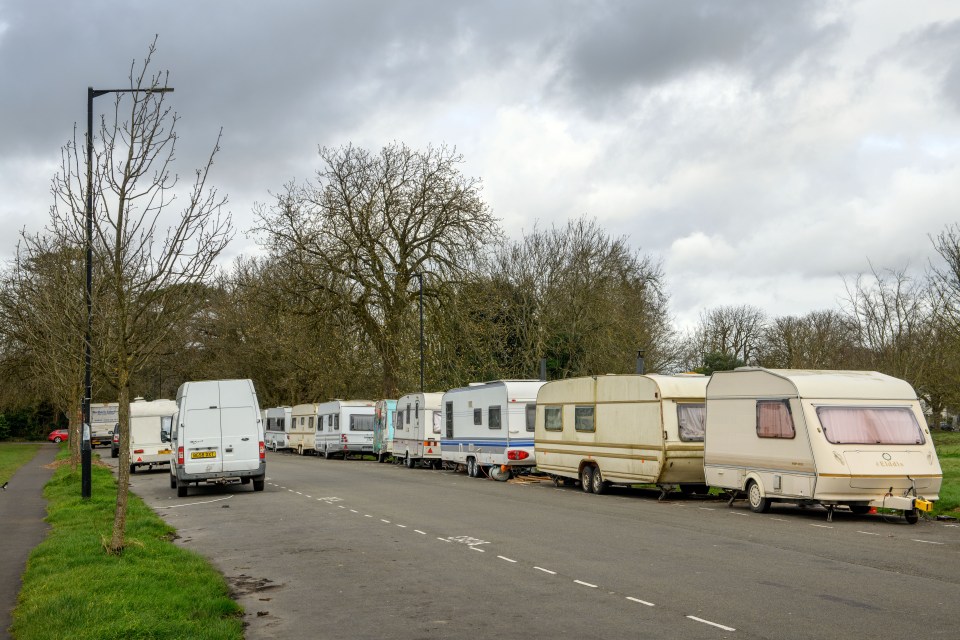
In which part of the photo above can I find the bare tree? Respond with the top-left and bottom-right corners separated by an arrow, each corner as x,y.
255,142 -> 498,397
757,310 -> 856,369
48,41 -> 233,553
682,304 -> 767,370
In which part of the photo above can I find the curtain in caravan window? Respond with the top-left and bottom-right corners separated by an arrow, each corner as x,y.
351,415 -> 375,431
757,400 -> 795,438
433,411 -> 442,434
817,406 -> 924,445
677,403 -> 705,441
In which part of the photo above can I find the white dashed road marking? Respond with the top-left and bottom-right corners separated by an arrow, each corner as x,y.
414,530 -> 427,535
912,539 -> 944,545
810,524 -> 833,529
574,580 -> 598,588
497,555 -> 517,563
857,531 -> 879,536
534,567 -> 556,575
687,616 -> 735,632
626,597 -> 655,607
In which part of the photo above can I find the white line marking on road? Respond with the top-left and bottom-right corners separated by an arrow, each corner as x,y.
364,514 -> 373,518
279,486 -> 286,489
295,491 -> 302,495
497,555 -> 517,563
349,509 -> 358,513
730,512 -> 749,516
574,580 -> 598,588
687,616 -> 735,631
156,495 -> 234,509
534,567 -> 556,575
857,531 -> 880,536
772,518 -> 789,522
626,597 -> 655,607
698,507 -> 715,511
381,519 -> 391,523
437,537 -> 451,542
810,524 -> 833,529
912,539 -> 944,545
943,524 -> 958,528
471,547 -> 485,552
396,524 -> 407,528
287,489 -> 294,493
338,505 -> 346,509
305,495 -> 312,498
414,530 -> 427,535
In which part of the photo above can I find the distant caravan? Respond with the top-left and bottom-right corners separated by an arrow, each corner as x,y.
393,392 -> 444,469
704,368 -> 942,523
264,406 -> 292,451
441,380 -> 546,481
373,399 -> 397,463
289,404 -> 320,455
534,374 -> 709,494
314,400 -> 376,459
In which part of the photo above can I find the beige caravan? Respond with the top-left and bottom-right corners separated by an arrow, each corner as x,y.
289,403 -> 319,455
535,374 -> 709,495
704,368 -> 942,523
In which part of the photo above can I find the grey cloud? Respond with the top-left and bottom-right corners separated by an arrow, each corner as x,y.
893,18 -> 960,112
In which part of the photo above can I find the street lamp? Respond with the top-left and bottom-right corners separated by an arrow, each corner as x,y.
82,85 -> 173,498
386,271 -> 424,393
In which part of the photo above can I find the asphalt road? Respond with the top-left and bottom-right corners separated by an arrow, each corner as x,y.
108,452 -> 959,640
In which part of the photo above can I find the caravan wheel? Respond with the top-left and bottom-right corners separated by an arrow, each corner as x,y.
323,449 -> 331,460
591,467 -> 608,495
747,481 -> 770,513
467,458 -> 476,477
580,466 -> 594,493
405,454 -> 415,469
904,509 -> 920,524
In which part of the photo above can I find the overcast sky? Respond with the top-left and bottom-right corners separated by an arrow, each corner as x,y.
2,0 -> 959,330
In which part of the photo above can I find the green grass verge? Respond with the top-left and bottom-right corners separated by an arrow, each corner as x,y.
933,430 -> 960,515
0,442 -> 43,486
12,455 -> 243,640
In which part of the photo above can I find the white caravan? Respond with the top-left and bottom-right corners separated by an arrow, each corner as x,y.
314,400 -> 376,459
704,368 -> 942,523
264,406 -> 292,451
441,380 -> 545,481
128,398 -> 177,474
534,374 -> 709,494
289,403 -> 319,455
393,392 -> 444,468
168,379 -> 265,497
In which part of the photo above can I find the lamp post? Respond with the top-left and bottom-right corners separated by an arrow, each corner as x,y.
83,86 -> 173,498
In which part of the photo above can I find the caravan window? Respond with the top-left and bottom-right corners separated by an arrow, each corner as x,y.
395,410 -> 403,429
308,416 -> 315,429
756,400 -> 795,439
574,406 -> 595,432
406,405 -> 411,425
816,406 -> 925,445
350,415 -> 375,432
525,404 -> 536,432
488,406 -> 502,430
279,418 -> 285,431
445,402 -> 454,438
677,403 -> 705,442
473,409 -> 482,425
544,406 -> 562,431
334,414 -> 340,431
433,411 -> 441,435
160,416 -> 172,442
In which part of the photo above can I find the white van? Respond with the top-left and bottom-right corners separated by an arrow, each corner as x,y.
264,406 -> 292,451
128,398 -> 177,474
704,368 -> 942,522
393,392 -> 444,468
534,374 -> 709,494
314,400 -> 376,459
441,380 -> 545,481
167,379 -> 265,497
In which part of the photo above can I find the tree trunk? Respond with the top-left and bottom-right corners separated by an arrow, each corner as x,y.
109,380 -> 131,554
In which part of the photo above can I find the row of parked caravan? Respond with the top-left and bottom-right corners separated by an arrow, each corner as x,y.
264,368 -> 944,523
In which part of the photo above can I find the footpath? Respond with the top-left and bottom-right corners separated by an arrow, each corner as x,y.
0,445 -> 57,640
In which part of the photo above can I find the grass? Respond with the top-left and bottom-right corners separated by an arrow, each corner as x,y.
932,430 -> 960,515
12,453 -> 243,640
0,442 -> 43,486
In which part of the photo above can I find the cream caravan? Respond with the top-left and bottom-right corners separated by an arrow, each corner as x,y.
127,398 -> 177,473
535,374 -> 708,494
314,400 -> 376,459
704,368 -> 941,523
442,380 -> 545,480
289,404 -> 319,455
393,392 -> 444,469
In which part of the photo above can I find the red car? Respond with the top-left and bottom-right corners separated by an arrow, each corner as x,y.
47,429 -> 69,444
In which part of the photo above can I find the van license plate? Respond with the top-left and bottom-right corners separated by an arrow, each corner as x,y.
191,451 -> 216,459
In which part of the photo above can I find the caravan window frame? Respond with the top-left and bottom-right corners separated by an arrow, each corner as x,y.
488,406 -> 502,430
473,408 -> 482,426
525,403 -> 536,432
574,406 -> 595,433
815,405 -> 926,445
445,402 -> 454,438
350,414 -> 375,432
544,406 -> 562,431
677,403 -> 706,442
756,399 -> 796,439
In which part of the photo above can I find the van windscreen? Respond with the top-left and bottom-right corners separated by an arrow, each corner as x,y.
351,414 -> 375,432
816,406 -> 925,445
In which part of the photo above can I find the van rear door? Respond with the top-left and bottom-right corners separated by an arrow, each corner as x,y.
220,380 -> 261,472
182,382 -> 224,475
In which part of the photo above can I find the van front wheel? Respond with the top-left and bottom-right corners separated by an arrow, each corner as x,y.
747,481 -> 770,513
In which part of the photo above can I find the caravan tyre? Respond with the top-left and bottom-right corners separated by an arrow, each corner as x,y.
849,505 -> 871,515
747,480 -> 770,513
904,509 -> 919,524
580,466 -> 594,493
591,467 -> 608,495
324,449 -> 331,460
467,458 -> 476,477
405,454 -> 415,469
